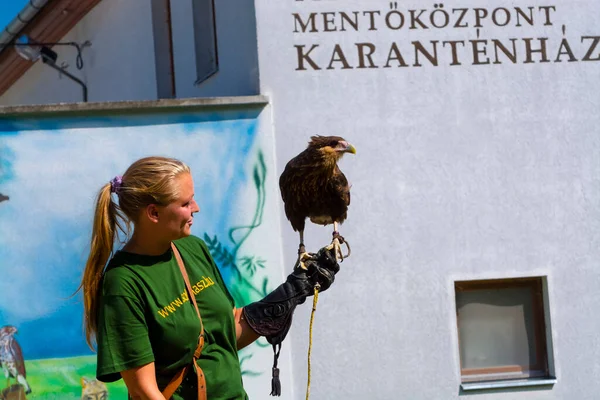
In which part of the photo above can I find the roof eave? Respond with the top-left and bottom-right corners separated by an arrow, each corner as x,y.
0,0 -> 50,54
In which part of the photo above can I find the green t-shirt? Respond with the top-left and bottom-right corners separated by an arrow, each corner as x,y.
96,235 -> 248,400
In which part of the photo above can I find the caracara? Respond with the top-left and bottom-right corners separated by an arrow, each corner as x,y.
279,135 -> 356,266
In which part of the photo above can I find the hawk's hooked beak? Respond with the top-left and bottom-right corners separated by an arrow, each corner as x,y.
338,141 -> 357,154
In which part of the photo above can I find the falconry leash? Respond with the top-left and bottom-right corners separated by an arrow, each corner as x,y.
305,234 -> 350,400
305,282 -> 320,400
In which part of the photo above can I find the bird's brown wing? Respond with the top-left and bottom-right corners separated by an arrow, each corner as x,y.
279,162 -> 308,232
333,167 -> 351,207
10,338 -> 26,377
306,167 -> 351,224
325,167 -> 351,223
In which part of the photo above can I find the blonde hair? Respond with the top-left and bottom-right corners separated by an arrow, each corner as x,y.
77,156 -> 190,350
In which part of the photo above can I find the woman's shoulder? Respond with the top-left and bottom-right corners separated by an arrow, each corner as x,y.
102,254 -> 145,297
174,234 -> 210,255
174,235 -> 219,271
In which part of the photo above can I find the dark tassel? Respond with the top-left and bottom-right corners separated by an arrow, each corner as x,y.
270,367 -> 281,396
270,343 -> 282,396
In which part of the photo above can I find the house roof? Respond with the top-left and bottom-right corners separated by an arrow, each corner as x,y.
0,0 -> 102,97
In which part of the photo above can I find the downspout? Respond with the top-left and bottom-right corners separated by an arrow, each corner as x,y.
0,0 -> 49,54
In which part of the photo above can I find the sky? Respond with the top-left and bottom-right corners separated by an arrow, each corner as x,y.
0,0 -> 29,34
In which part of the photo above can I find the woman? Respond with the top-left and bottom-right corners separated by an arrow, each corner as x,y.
78,156 -> 339,399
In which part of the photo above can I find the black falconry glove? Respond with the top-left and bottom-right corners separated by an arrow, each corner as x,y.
242,245 -> 340,396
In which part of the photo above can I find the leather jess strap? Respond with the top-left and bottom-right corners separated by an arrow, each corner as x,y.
161,243 -> 207,400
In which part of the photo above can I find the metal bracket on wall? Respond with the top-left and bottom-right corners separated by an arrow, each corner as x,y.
192,0 -> 219,85
34,41 -> 92,103
3,37 -> 92,102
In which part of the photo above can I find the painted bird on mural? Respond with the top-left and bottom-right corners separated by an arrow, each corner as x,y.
279,135 -> 356,268
0,326 -> 31,394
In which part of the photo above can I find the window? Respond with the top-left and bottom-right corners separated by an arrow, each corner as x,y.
455,277 -> 551,384
191,0 -> 219,85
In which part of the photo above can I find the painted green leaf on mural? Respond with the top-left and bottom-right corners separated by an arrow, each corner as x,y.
204,234 -> 237,272
240,256 -> 267,276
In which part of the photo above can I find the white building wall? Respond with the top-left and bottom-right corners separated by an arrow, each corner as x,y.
253,0 -> 600,399
0,0 -> 158,105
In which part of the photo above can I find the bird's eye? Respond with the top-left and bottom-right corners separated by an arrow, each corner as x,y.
330,141 -> 338,147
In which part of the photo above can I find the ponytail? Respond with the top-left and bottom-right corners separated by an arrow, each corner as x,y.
77,183 -> 127,350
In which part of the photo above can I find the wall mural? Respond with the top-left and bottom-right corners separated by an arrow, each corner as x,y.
0,107 -> 276,399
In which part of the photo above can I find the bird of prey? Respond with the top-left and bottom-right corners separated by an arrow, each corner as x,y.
279,135 -> 356,267
0,194 -> 8,203
0,326 -> 31,394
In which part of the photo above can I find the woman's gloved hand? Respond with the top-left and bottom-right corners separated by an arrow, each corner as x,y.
304,245 -> 340,292
241,245 -> 341,396
242,245 -> 340,339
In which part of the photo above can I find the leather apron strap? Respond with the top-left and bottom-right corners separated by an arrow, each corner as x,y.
161,243 -> 207,400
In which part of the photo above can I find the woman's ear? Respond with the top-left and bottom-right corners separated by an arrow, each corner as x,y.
144,204 -> 160,223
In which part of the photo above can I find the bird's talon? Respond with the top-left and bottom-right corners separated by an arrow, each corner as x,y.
327,235 -> 351,262
328,237 -> 343,263
342,239 -> 351,259
295,251 -> 311,270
